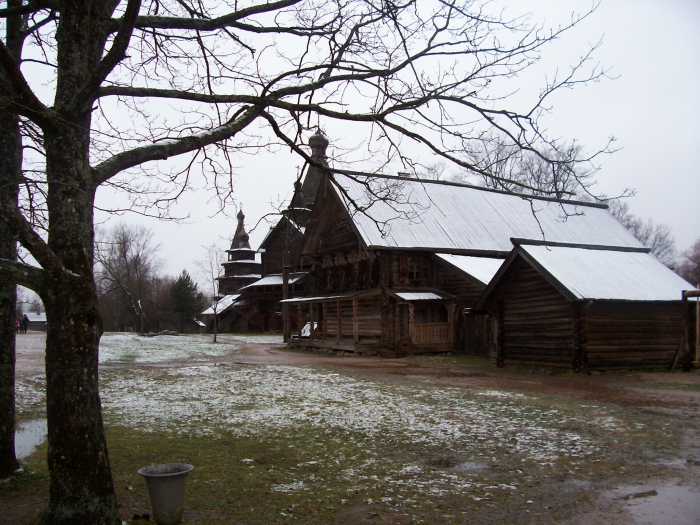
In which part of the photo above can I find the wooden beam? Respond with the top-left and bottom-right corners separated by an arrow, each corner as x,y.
310,304 -> 316,339
297,304 -> 302,339
336,300 -> 342,342
682,291 -> 692,371
352,299 -> 359,343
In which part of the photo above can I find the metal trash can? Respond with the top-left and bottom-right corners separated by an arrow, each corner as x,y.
138,463 -> 193,525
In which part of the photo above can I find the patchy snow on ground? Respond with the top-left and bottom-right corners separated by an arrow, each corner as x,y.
98,333 -> 239,364
99,363 -> 624,467
15,375 -> 45,416
218,334 -> 284,345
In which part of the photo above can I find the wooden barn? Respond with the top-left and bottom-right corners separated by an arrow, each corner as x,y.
474,240 -> 695,370
281,169 -> 645,357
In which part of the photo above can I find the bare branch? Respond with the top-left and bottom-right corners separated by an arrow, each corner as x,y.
72,0 -> 142,110
126,0 -> 303,31
0,39 -> 53,127
0,258 -> 47,293
92,104 -> 262,184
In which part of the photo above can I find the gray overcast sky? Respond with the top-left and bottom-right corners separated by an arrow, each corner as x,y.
94,0 -> 700,282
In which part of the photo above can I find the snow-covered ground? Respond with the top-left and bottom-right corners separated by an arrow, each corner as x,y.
100,364 -> 618,466
98,333 -> 239,364
15,333 -> 637,498
12,334 -> 688,517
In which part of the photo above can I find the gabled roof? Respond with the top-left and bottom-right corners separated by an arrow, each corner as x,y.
435,253 -> 504,285
328,172 -> 643,255
201,294 -> 241,315
239,273 -> 307,290
258,216 -> 306,251
475,244 -> 694,307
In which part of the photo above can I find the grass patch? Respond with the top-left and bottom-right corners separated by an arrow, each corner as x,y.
98,362 -> 682,524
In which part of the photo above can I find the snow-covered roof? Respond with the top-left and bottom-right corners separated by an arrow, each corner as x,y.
436,253 -> 504,285
24,312 -> 46,322
281,289 -> 377,303
240,273 -> 307,290
222,259 -> 259,265
201,294 -> 241,315
518,245 -> 693,301
395,292 -> 442,301
330,173 -> 643,254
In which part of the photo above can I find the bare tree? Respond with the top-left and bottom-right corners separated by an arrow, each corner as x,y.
0,0 -> 611,521
195,242 -> 226,343
607,201 -> 677,266
677,238 -> 700,286
455,139 -> 609,199
95,223 -> 163,333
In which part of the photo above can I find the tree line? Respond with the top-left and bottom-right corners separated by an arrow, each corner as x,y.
95,223 -> 206,334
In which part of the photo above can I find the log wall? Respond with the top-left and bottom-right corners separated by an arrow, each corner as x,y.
584,301 -> 685,369
261,221 -> 304,276
488,256 -> 574,368
462,313 -> 493,357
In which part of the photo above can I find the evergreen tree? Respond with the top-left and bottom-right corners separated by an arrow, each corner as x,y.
170,271 -> 204,333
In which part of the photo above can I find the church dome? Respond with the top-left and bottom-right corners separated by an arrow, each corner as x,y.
309,130 -> 329,157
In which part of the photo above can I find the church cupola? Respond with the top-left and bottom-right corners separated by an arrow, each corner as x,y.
231,208 -> 251,250
309,129 -> 329,158
218,205 -> 262,295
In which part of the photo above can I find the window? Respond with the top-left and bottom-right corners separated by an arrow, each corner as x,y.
408,257 -> 421,281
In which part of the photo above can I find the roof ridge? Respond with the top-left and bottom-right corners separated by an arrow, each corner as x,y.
328,168 -> 609,209
512,238 -> 651,253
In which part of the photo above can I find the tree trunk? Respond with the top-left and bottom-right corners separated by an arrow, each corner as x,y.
39,121 -> 118,523
0,0 -> 23,478
0,106 -> 20,478
40,123 -> 119,522
39,2 -> 120,518
42,285 -> 118,524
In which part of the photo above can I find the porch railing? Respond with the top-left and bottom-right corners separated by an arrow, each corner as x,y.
413,323 -> 451,344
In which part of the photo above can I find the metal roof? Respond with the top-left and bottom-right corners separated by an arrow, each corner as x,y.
239,273 -> 307,290
201,294 -> 241,315
395,292 -> 442,301
521,245 -> 693,301
331,174 -> 643,254
435,254 -> 504,285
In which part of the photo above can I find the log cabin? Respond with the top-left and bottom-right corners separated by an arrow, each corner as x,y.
474,240 -> 695,370
281,166 -> 647,358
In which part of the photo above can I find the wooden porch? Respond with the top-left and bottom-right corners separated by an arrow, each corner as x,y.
282,289 -> 457,356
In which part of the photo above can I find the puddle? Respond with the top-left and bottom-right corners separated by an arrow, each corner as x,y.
613,482 -> 700,525
15,419 -> 47,460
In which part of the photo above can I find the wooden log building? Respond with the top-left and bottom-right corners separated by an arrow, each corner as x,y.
202,130 -> 327,333
205,131 -> 693,369
474,240 -> 696,370
280,161 -> 664,360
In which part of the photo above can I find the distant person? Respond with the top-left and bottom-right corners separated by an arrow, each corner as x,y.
15,319 -> 20,334
22,313 -> 29,334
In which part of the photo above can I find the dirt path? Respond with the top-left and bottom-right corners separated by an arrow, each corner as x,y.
10,332 -> 700,524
